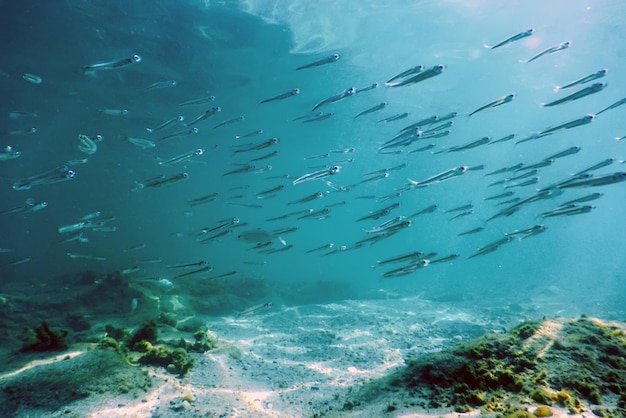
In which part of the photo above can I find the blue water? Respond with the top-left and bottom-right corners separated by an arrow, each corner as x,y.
1,0 -> 625,319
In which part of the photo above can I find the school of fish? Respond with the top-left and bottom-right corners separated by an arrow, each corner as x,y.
2,19 -> 626,285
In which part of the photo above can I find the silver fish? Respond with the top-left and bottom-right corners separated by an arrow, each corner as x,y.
542,83 -> 606,107
485,28 -> 534,50
296,53 -> 340,70
526,41 -> 570,63
385,64 -> 445,87
260,88 -> 299,104
469,94 -> 515,116
83,54 -> 141,72
555,69 -> 607,91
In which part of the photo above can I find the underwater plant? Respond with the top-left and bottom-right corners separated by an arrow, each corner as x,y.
20,321 -> 69,352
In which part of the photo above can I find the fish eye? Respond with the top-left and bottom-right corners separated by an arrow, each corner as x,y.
315,192 -> 324,198
94,134 -> 103,141
333,54 -> 340,60
195,149 -> 204,154
191,128 -> 199,133
437,64 -> 445,70
176,115 -> 184,121
348,87 -> 356,93
66,170 -> 76,178
232,217 -> 240,224
181,173 -> 189,178
271,137 -> 279,143
238,116 -> 245,120
132,55 -> 142,63
293,88 -> 300,94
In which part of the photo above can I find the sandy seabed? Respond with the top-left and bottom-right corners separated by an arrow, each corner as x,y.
1,295 -> 621,417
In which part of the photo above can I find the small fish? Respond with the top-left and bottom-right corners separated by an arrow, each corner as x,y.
23,73 -> 42,84
157,148 -> 204,166
179,95 -> 215,107
542,83 -> 606,107
0,145 -> 21,160
355,102 -> 388,118
214,115 -> 245,129
596,97 -> 626,116
158,128 -> 198,141
256,184 -> 285,197
147,115 -> 185,133
303,112 -> 333,123
386,66 -> 424,83
449,209 -> 473,220
5,127 -> 36,136
5,256 -> 32,266
506,224 -> 546,240
134,172 -> 189,189
67,252 -> 106,261
238,302 -> 272,317
538,114 -> 594,136
99,108 -> 128,116
378,113 -> 409,123
77,134 -> 97,155
174,265 -> 213,279
555,69 -> 607,91
236,129 -> 263,139
438,137 -> 490,153
573,158 -> 614,176
126,136 -> 156,149
468,236 -> 513,259
542,146 -> 580,161
145,79 -> 176,90
260,88 -> 299,104
458,227 -> 484,236
251,150 -> 278,161
541,205 -> 594,218
558,192 -> 603,206
490,134 -> 516,145
8,110 -> 37,119
385,64 -> 445,87
83,54 -> 141,72
355,83 -> 379,94
234,137 -> 279,154
469,94 -> 515,117
526,41 -> 570,63
296,53 -> 340,70
485,28 -> 534,50
312,88 -> 356,112
306,243 -> 334,254
557,172 -> 626,189
504,177 -> 540,188
186,107 -> 221,127
167,260 -> 208,269
377,250 -> 425,265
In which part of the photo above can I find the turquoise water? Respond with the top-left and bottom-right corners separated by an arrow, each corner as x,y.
1,0 -> 625,318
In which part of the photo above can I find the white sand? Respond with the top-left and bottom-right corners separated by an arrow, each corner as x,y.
1,296 -> 608,417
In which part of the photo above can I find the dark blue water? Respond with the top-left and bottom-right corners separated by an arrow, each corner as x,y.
1,0 -> 625,319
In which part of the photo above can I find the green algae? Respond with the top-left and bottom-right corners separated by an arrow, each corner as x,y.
20,321 -> 69,353
352,316 -> 625,416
